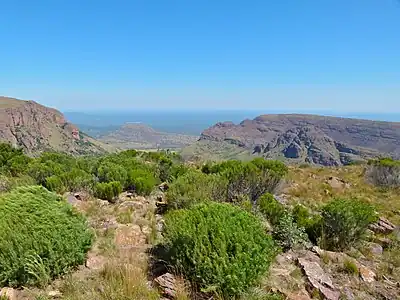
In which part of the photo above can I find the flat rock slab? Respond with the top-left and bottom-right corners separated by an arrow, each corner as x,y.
155,273 -> 177,299
369,217 -> 396,234
297,253 -> 340,300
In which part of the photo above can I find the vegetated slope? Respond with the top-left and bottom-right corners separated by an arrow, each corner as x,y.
184,114 -> 400,166
97,122 -> 198,150
0,97 -> 113,155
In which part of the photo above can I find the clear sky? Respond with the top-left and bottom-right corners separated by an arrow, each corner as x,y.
1,0 -> 399,112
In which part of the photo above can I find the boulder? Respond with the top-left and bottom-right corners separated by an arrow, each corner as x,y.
369,217 -> 396,234
326,176 -> 350,189
297,253 -> 340,300
366,242 -> 383,256
154,273 -> 177,299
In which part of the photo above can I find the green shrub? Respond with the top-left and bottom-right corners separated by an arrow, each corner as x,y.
166,170 -> 227,209
257,193 -> 286,226
273,213 -> 309,250
163,203 -> 278,298
97,162 -> 128,185
0,186 -> 93,287
218,160 -> 284,202
292,204 -> 322,244
320,198 -> 377,251
59,169 -> 95,192
45,175 -> 65,193
126,169 -> 157,196
249,158 -> 288,178
0,143 -> 31,176
94,181 -> 122,201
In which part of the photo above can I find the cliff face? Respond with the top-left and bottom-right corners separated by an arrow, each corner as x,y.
193,114 -> 400,166
0,97 -> 110,155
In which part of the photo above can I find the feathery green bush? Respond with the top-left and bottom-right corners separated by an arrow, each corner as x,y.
320,198 -> 377,251
166,170 -> 227,209
126,169 -> 157,196
257,193 -> 286,226
0,186 -> 93,287
94,181 -> 122,201
163,202 -> 278,298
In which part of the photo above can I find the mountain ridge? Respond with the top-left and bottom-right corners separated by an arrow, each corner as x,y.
0,96 -> 112,155
185,114 -> 400,165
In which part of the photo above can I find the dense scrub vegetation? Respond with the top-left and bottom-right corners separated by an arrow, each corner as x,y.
0,143 -> 184,200
0,142 -> 396,299
163,202 -> 278,297
0,186 -> 93,287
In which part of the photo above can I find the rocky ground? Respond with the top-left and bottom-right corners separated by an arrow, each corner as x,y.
1,165 -> 399,300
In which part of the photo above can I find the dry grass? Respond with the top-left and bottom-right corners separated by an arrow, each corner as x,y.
60,252 -> 159,300
286,165 -> 400,224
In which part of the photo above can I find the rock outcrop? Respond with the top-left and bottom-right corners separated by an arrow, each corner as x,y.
189,114 -> 400,166
0,97 -> 111,154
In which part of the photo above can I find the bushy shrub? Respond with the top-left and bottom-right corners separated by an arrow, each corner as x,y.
320,198 -> 377,251
0,186 -> 93,287
273,213 -> 309,250
207,159 -> 286,202
126,169 -> 157,196
166,170 -> 227,209
366,158 -> 400,187
163,203 -> 278,298
257,193 -> 286,226
0,143 -> 31,176
45,175 -> 65,193
94,181 -> 122,201
97,162 -> 128,186
292,204 -> 322,244
249,158 -> 288,178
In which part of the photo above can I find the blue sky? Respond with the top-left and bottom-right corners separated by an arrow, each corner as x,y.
0,0 -> 399,112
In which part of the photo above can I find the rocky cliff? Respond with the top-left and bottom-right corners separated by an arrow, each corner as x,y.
185,114 -> 400,165
0,97 -> 111,155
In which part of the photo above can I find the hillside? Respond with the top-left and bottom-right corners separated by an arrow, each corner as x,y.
0,97 -> 113,155
97,122 -> 198,150
183,114 -> 400,165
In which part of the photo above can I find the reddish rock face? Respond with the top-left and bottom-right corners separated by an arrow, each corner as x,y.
199,114 -> 400,166
0,97 -> 107,154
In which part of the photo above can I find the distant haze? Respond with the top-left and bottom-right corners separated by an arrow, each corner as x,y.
65,111 -> 400,136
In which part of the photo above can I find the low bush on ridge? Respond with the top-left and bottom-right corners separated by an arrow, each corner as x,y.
0,186 -> 93,287
320,198 -> 377,251
162,202 -> 278,298
366,158 -> 400,188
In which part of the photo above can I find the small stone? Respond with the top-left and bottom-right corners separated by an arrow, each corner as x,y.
0,288 -> 17,300
48,290 -> 62,298
367,242 -> 383,256
154,273 -> 177,298
288,289 -> 312,300
326,176 -> 348,189
359,265 -> 376,283
342,287 -> 355,300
